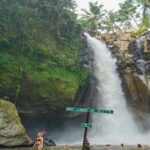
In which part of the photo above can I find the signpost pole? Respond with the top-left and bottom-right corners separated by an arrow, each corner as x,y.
82,112 -> 90,150
66,107 -> 113,150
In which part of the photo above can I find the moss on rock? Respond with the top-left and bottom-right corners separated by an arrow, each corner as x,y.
0,99 -> 32,147
0,99 -> 20,126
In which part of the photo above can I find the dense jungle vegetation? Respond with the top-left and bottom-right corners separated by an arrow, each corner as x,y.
0,0 -> 87,112
0,0 -> 149,112
80,0 -> 150,35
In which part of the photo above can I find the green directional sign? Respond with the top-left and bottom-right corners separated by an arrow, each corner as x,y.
66,107 -> 113,114
66,107 -> 114,150
81,123 -> 92,128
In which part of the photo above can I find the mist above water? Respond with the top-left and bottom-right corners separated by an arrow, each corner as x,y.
23,33 -> 150,145
85,33 -> 150,145
52,33 -> 150,145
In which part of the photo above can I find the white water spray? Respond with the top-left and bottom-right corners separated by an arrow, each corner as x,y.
53,33 -> 150,145
84,33 -> 150,145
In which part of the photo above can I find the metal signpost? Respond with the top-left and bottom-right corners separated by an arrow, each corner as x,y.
66,107 -> 113,150
80,123 -> 92,128
66,107 -> 113,114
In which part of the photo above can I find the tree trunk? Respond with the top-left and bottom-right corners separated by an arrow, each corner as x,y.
7,0 -> 12,34
21,35 -> 25,56
57,12 -> 61,38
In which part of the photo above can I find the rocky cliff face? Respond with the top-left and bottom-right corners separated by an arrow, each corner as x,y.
123,73 -> 150,112
101,30 -> 150,114
0,99 -> 32,147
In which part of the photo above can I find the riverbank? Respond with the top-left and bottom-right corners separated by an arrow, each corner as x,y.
1,145 -> 150,150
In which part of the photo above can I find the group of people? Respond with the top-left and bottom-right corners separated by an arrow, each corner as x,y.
33,132 -> 145,150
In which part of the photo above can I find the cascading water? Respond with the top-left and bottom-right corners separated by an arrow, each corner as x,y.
51,33 -> 150,145
19,32 -> 150,146
84,33 -> 150,144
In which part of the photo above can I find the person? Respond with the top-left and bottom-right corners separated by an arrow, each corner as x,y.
33,132 -> 44,150
120,143 -> 124,150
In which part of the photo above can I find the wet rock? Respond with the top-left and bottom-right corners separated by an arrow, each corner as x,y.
117,31 -> 136,41
139,30 -> 150,52
101,33 -> 117,45
134,59 -> 150,75
0,99 -> 32,147
44,138 -> 56,146
101,31 -> 136,52
123,73 -> 150,112
97,30 -> 150,120
114,40 -> 130,51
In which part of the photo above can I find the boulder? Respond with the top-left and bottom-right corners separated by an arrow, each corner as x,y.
119,33 -> 135,41
101,33 -> 116,45
138,30 -> 150,52
114,41 -> 129,51
120,41 -> 130,51
123,73 -> 150,112
0,99 -> 33,147
44,137 -> 56,146
142,35 -> 150,53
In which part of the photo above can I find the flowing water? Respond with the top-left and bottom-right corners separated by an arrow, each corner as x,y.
24,33 -> 150,145
53,33 -> 150,145
84,33 -> 150,145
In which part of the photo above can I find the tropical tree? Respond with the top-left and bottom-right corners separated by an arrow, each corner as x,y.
118,0 -> 140,28
79,0 -> 150,34
136,0 -> 150,28
81,1 -> 105,34
0,0 -> 85,107
103,10 -> 122,32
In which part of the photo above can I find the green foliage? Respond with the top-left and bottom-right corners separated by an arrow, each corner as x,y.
80,0 -> 150,33
80,1 -> 105,35
89,1 -> 103,16
135,26 -> 148,36
0,99 -> 20,125
104,11 -> 121,32
136,0 -> 150,28
0,0 -> 88,111
0,38 -> 10,50
79,68 -> 89,86
117,0 -> 139,27
118,0 -> 150,29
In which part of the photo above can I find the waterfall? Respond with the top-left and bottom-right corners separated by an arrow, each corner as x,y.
52,33 -> 150,145
84,33 -> 150,144
135,38 -> 144,60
